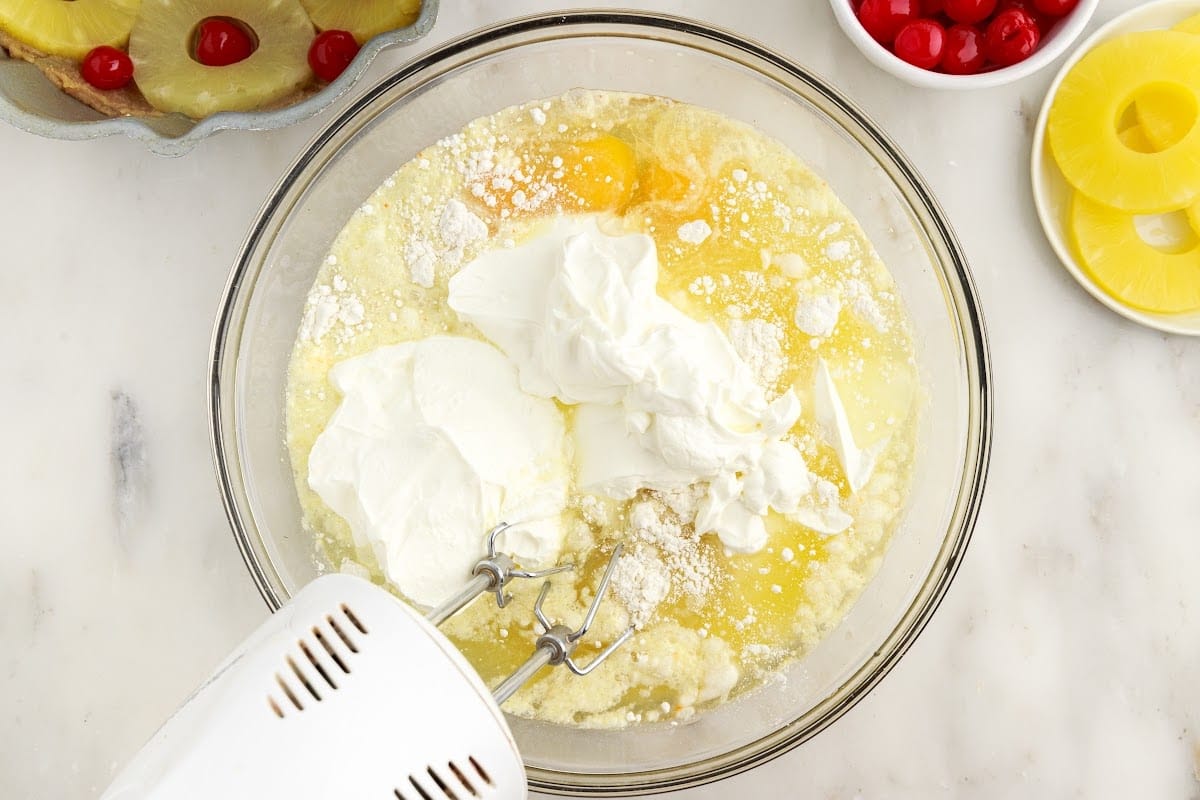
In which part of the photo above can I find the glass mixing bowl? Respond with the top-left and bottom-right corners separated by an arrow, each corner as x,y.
209,11 -> 992,795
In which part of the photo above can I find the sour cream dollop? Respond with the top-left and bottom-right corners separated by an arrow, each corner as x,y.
307,336 -> 569,605
449,217 -> 845,552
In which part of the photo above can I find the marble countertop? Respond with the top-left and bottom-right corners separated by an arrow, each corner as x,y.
3,1 -> 1198,797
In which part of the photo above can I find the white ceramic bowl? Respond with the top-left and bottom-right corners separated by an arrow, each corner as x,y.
1031,0 -> 1200,336
829,0 -> 1098,89
0,1 -> 438,157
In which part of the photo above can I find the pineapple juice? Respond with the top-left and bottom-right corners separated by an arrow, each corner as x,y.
285,90 -> 919,727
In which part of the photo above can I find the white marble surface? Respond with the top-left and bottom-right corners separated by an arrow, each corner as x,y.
3,0 -> 1199,797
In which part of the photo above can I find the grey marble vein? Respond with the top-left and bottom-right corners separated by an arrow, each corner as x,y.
110,390 -> 147,549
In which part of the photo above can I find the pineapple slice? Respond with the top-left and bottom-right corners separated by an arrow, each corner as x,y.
299,0 -> 420,43
1117,122 -> 1156,154
0,0 -> 139,60
1136,15 -> 1200,150
1070,191 -> 1200,314
1135,84 -> 1196,152
1175,12 -> 1200,35
1048,30 -> 1200,213
130,0 -> 313,118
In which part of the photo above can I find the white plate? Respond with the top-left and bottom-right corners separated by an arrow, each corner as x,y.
1031,0 -> 1200,336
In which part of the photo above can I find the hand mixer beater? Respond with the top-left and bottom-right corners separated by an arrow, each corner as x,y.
100,524 -> 635,800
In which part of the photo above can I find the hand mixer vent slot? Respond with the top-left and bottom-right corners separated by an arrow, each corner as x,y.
394,758 -> 491,799
467,757 -> 492,787
274,673 -> 304,713
299,639 -> 338,690
286,655 -> 322,702
424,766 -> 459,799
341,602 -> 368,635
268,607 -> 367,718
327,609 -> 363,653
448,760 -> 482,796
313,625 -> 350,674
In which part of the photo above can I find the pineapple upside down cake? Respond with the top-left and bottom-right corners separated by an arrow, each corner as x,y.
0,0 -> 421,118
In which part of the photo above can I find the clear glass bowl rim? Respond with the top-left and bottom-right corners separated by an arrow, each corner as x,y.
209,10 -> 993,796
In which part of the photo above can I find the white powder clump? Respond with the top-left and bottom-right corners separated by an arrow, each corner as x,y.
438,199 -> 489,264
727,318 -> 785,389
657,484 -> 703,524
396,200 -> 489,290
644,498 -> 714,597
300,291 -> 339,342
846,278 -> 889,331
792,477 -> 854,534
824,240 -> 852,261
339,296 -> 365,326
611,495 -> 717,628
629,500 -> 666,537
772,251 -> 810,278
688,275 -> 716,297
794,293 -> 842,338
819,222 -> 843,239
299,280 -> 367,344
611,547 -> 671,629
404,239 -> 437,288
677,219 -> 713,245
529,107 -> 547,126
577,494 -> 611,527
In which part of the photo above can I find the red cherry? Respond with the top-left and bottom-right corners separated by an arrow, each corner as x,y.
308,30 -> 360,82
1033,0 -> 1078,16
893,19 -> 946,69
856,0 -> 921,44
943,0 -> 997,24
985,8 -> 1041,66
922,0 -> 946,14
81,46 -> 133,90
194,18 -> 255,67
941,24 -> 987,73
997,0 -> 1051,29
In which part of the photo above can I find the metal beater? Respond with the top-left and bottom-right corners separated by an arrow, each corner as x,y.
427,522 -> 635,703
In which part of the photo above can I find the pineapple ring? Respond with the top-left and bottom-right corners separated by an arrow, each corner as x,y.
1137,14 -> 1200,149
0,0 -> 139,60
130,0 -> 314,119
1136,84 -> 1196,152
1048,30 -> 1200,214
1175,12 -> 1200,35
1117,122 -> 1157,154
1070,191 -> 1200,314
299,0 -> 420,43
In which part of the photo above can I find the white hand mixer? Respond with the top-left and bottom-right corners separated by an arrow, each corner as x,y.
100,525 -> 634,800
